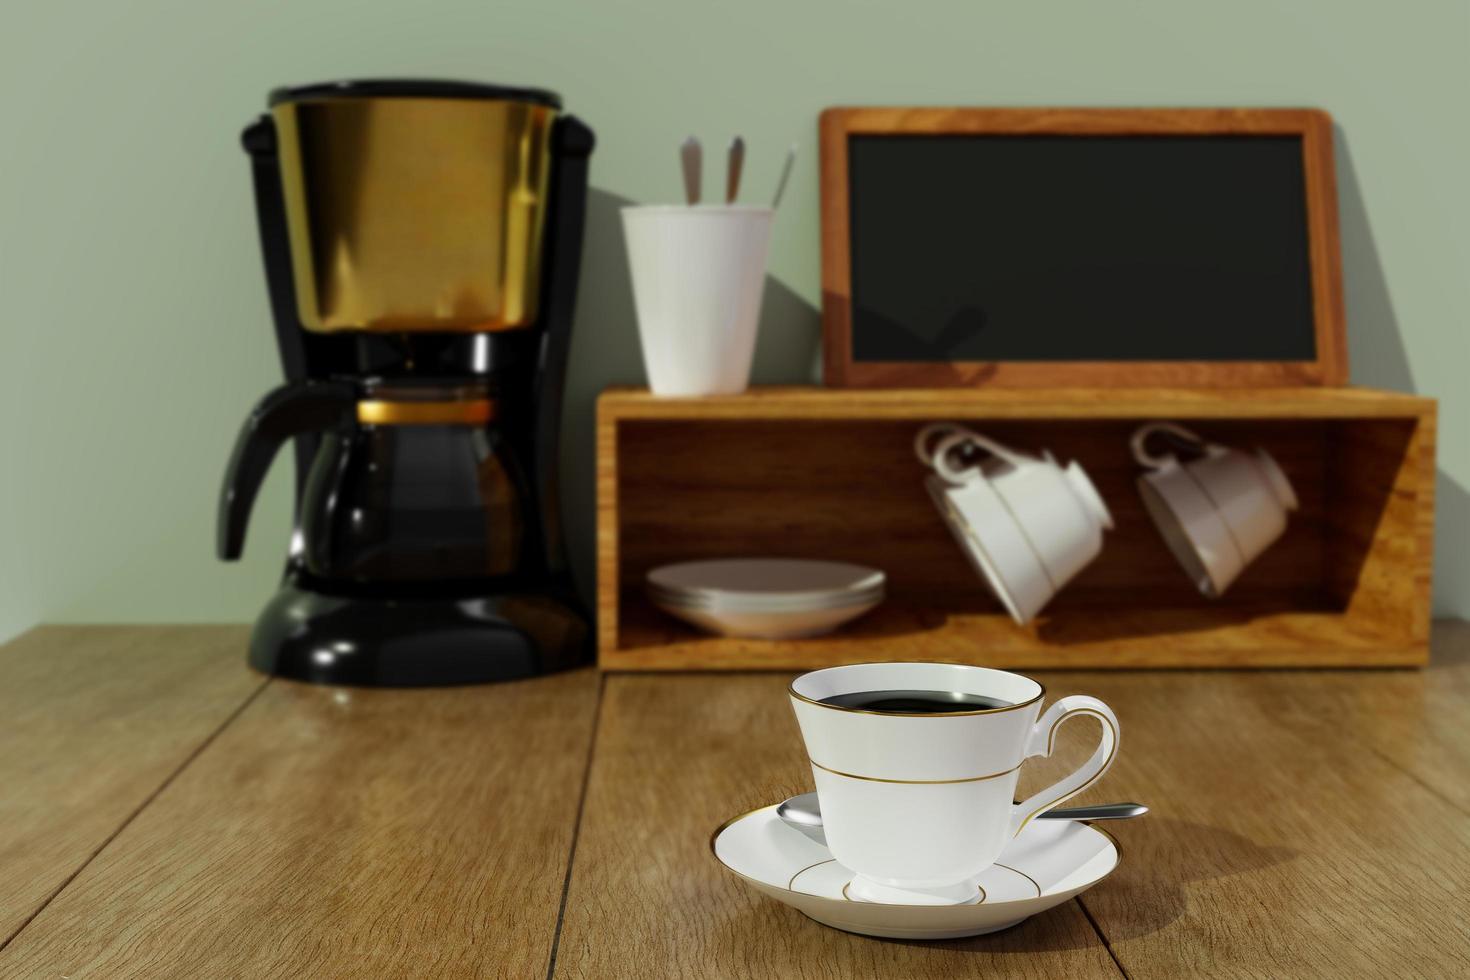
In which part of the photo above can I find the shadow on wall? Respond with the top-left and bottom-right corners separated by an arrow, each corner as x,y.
1335,127 -> 1414,393
1336,126 -> 1466,616
556,188 -> 822,608
1435,475 -> 1469,616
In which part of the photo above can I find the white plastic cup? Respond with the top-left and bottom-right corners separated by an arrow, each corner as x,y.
621,205 -> 774,396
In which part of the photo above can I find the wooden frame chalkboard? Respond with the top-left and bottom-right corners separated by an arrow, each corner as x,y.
820,108 -> 1347,387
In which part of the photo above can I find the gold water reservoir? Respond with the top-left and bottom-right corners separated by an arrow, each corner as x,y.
270,81 -> 559,333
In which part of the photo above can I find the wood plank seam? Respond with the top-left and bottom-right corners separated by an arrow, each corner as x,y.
0,677 -> 271,954
545,672 -> 607,980
1359,740 -> 1470,819
1076,896 -> 1132,979
0,665 -> 604,976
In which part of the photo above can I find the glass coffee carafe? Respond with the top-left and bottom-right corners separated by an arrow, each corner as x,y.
220,380 -> 526,591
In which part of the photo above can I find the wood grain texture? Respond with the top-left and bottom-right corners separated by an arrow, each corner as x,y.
552,673 -> 1123,979
1041,649 -> 1470,978
599,386 -> 1432,419
2,626 -> 1468,978
597,388 -> 1435,670
610,605 -> 1419,671
1326,416 -> 1437,643
1,668 -> 601,978
0,625 -> 263,946
1294,620 -> 1470,814
818,106 -> 1348,388
596,393 -> 622,671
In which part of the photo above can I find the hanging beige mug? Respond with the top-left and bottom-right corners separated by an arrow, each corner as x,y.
1132,422 -> 1298,598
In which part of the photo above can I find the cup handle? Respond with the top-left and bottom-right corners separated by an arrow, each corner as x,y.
932,431 -> 1031,484
1131,421 -> 1212,470
1009,695 -> 1120,837
914,423 -> 966,468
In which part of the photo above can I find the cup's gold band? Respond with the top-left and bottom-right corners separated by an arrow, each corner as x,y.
356,399 -> 496,426
808,758 -> 1023,785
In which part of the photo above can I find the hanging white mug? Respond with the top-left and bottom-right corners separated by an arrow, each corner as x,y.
1131,422 -> 1299,597
915,424 -> 1113,625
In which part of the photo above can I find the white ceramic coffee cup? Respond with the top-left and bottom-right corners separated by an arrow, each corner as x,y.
915,424 -> 1113,625
1132,422 -> 1299,598
622,205 -> 773,396
790,662 -> 1119,906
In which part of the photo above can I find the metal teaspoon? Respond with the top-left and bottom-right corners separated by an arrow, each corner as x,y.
770,143 -> 797,209
776,792 -> 1147,846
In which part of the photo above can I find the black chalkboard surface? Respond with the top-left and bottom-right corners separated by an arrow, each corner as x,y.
847,134 -> 1317,364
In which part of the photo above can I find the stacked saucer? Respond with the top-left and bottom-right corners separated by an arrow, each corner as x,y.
647,559 -> 885,639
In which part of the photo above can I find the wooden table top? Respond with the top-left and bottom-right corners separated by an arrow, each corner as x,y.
1,624 -> 1467,978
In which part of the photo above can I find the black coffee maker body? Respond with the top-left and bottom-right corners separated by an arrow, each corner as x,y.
219,80 -> 593,685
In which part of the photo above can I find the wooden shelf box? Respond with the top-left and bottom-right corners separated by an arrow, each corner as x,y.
596,387 -> 1436,670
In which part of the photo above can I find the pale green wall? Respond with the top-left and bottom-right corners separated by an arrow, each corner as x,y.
2,0 -> 1466,641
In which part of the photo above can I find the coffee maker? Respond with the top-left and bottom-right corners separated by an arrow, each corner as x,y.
218,80 -> 593,686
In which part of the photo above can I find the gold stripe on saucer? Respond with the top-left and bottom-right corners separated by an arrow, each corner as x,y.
841,880 -> 987,905
787,858 -> 837,891
709,803 -> 778,861
994,862 -> 1042,898
809,758 -> 1022,785
1094,823 -> 1123,869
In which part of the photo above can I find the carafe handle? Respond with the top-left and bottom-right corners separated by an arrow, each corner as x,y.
217,381 -> 357,561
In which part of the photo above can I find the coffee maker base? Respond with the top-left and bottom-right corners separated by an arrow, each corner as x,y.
247,583 -> 590,687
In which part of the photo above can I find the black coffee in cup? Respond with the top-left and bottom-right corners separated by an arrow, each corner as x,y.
817,690 -> 1014,714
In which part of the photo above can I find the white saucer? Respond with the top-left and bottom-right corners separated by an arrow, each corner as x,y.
648,559 -> 884,607
711,805 -> 1120,940
648,559 -> 885,638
